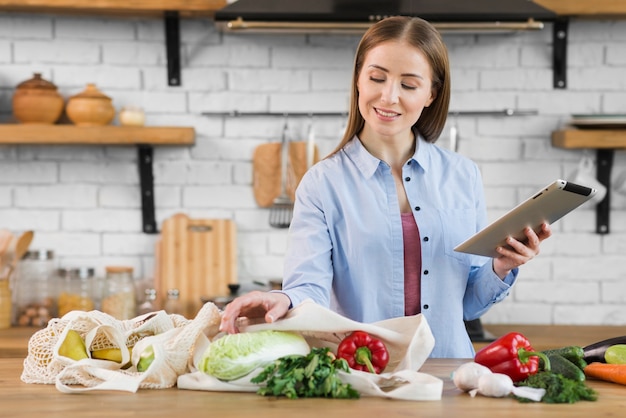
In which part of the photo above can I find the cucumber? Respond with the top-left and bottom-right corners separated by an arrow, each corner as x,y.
547,354 -> 586,382
542,346 -> 586,370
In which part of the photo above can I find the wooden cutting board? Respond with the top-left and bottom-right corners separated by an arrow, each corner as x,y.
155,213 -> 237,318
253,141 -> 320,208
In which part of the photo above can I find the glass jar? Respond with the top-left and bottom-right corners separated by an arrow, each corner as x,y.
57,267 -> 95,317
164,288 -> 182,315
101,266 -> 136,320
12,250 -> 57,327
137,288 -> 157,315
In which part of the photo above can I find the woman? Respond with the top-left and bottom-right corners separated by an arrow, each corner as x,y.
220,16 -> 551,358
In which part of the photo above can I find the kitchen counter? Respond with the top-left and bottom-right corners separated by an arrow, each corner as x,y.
2,325 -> 626,417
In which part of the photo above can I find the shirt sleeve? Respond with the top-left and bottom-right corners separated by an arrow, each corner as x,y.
463,262 -> 518,321
280,168 -> 335,310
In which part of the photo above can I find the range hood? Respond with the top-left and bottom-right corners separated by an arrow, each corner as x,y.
214,0 -> 557,34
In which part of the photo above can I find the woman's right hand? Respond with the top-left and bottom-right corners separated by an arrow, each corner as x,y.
218,290 -> 292,334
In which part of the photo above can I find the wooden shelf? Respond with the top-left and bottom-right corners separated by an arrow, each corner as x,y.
0,0 -> 227,18
533,0 -> 626,18
552,128 -> 625,235
552,129 -> 626,149
0,124 -> 195,145
0,124 -> 196,234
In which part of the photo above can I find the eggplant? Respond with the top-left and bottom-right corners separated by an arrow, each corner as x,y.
583,335 -> 626,363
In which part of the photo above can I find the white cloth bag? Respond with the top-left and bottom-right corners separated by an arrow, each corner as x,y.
178,300 -> 443,401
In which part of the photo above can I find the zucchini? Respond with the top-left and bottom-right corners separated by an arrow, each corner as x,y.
547,354 -> 586,382
583,336 -> 626,363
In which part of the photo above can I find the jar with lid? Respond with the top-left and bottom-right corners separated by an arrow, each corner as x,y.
12,250 -> 57,327
137,288 -> 158,315
57,267 -> 95,317
102,266 -> 136,320
163,288 -> 183,315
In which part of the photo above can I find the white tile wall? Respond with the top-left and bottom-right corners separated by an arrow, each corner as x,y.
0,13 -> 625,325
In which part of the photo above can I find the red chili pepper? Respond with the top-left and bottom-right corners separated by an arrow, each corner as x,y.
474,331 -> 551,382
336,330 -> 390,374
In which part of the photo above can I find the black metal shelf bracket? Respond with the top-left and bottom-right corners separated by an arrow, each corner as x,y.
165,11 -> 181,86
596,149 -> 615,234
138,145 -> 158,234
553,18 -> 568,89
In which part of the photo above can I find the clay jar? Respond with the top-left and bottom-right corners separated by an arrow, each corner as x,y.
12,73 -> 65,124
66,83 -> 115,126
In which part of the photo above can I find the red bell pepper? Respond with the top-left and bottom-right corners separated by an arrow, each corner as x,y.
474,331 -> 551,382
336,330 -> 390,374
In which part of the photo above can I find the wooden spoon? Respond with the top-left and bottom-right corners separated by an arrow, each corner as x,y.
0,229 -> 12,256
4,230 -> 34,279
0,229 -> 14,277
14,230 -> 34,262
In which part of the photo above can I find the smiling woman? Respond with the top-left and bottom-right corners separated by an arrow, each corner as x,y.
217,15 -> 552,359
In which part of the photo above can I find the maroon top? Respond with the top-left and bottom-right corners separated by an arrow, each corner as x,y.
401,212 -> 421,316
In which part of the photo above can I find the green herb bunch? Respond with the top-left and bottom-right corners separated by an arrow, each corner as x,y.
251,347 -> 360,399
515,371 -> 597,403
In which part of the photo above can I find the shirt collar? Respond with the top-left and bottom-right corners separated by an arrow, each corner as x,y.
344,131 -> 432,179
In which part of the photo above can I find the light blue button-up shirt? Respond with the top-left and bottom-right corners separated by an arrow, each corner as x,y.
281,135 -> 517,358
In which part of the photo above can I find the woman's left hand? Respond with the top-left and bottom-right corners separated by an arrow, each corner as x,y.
492,223 -> 552,279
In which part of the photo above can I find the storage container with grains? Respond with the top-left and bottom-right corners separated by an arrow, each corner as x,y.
57,267 -> 95,317
102,266 -> 136,320
12,250 -> 57,327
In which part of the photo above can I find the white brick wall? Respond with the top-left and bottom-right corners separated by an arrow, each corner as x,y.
1,13 -> 625,325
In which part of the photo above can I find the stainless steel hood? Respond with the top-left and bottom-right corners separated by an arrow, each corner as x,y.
214,0 -> 557,34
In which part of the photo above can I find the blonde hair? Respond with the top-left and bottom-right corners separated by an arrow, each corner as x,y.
330,16 -> 450,156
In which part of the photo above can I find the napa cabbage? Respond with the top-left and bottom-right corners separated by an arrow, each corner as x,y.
198,330 -> 310,381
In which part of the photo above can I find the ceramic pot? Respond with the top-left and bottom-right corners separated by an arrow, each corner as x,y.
66,83 -> 115,126
12,73 -> 64,124
119,106 -> 145,126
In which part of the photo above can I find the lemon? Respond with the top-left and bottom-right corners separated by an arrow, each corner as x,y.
605,344 -> 626,364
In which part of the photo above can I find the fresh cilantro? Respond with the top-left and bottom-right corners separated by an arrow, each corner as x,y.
251,347 -> 360,399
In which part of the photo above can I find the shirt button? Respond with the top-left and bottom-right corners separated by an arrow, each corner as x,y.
414,206 -> 421,211
404,177 -> 411,182
423,304 -> 429,310
423,237 -> 429,242
423,270 -> 429,275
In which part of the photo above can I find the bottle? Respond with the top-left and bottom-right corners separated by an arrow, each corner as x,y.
57,267 -> 95,317
163,288 -> 182,315
12,250 -> 57,327
137,288 -> 158,315
101,266 -> 136,320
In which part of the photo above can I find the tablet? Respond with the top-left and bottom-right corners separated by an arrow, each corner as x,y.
454,179 -> 597,258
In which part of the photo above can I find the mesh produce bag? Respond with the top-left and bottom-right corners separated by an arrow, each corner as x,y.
21,302 -> 221,393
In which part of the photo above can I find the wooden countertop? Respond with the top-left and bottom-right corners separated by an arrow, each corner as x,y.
2,324 -> 626,417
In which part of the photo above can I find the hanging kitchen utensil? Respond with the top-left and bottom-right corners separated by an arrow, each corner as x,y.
252,140 -> 319,208
269,121 -> 294,228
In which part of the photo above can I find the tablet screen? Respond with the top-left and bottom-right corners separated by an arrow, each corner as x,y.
454,179 -> 597,258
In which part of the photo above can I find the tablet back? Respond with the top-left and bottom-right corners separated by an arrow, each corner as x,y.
454,179 -> 597,258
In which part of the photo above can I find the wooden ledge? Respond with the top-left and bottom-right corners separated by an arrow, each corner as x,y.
0,124 -> 195,145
